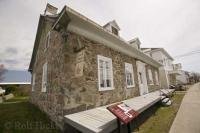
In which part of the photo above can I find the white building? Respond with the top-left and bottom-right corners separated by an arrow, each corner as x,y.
142,48 -> 181,88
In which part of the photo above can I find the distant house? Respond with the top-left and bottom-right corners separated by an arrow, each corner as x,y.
29,5 -> 165,130
176,70 -> 189,84
0,69 -> 31,94
142,48 -> 182,88
0,82 -> 31,95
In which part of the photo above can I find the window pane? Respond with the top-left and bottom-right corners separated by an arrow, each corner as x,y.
106,61 -> 111,87
139,72 -> 143,84
125,63 -> 134,87
100,67 -> 104,87
98,55 -> 113,90
106,79 -> 111,87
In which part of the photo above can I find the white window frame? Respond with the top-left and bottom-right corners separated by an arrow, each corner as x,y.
97,55 -> 114,91
32,73 -> 36,91
125,62 -> 135,88
44,31 -> 51,51
155,71 -> 159,85
42,62 -> 48,92
148,69 -> 154,85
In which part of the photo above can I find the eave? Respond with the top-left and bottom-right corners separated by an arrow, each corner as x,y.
28,15 -> 45,72
53,6 -> 162,68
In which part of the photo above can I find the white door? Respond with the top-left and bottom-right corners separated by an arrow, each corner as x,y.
136,61 -> 148,95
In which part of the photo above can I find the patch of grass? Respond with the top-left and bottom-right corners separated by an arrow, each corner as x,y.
4,96 -> 29,103
133,93 -> 185,133
0,96 -> 60,133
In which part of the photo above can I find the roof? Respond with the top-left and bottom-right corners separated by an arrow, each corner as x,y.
142,48 -> 174,61
28,15 -> 58,72
0,82 -> 31,85
29,5 -> 162,71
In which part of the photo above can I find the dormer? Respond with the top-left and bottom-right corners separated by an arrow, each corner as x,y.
103,20 -> 120,36
128,38 -> 141,50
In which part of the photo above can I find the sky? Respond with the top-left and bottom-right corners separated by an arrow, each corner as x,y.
0,0 -> 200,72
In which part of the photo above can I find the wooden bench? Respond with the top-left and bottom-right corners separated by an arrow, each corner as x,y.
64,89 -> 174,133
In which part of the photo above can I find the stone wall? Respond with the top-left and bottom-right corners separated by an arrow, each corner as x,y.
30,18 -> 66,129
30,20 -> 161,129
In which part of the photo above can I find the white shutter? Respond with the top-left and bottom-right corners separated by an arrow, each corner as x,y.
45,32 -> 51,50
32,73 -> 36,91
42,62 -> 48,92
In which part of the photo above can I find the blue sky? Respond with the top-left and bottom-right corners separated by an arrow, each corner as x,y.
0,0 -> 200,72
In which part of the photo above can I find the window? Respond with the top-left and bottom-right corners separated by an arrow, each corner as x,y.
32,73 -> 36,91
125,63 -> 135,88
111,26 -> 118,36
155,71 -> 159,85
45,32 -> 51,50
42,62 -> 48,92
148,69 -> 154,85
98,55 -> 114,91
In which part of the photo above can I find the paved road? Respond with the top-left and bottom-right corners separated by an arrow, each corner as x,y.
169,83 -> 200,133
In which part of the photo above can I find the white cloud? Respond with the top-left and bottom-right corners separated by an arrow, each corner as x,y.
0,0 -> 200,72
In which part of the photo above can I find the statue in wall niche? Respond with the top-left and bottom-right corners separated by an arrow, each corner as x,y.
75,62 -> 84,77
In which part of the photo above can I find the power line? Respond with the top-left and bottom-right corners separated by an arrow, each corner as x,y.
174,50 -> 200,58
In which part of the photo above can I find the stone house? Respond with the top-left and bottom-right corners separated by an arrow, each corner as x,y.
142,48 -> 181,88
28,5 -> 162,130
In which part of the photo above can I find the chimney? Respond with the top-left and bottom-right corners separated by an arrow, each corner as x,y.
44,3 -> 58,15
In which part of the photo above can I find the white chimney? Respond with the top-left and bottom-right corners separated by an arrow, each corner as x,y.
44,3 -> 58,15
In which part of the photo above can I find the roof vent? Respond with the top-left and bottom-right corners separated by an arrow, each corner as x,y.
44,3 -> 58,15
103,20 -> 120,36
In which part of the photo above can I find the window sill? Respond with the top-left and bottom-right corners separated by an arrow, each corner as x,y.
126,85 -> 135,88
99,87 -> 114,91
149,84 -> 154,86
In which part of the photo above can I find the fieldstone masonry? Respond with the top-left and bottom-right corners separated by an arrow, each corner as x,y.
30,19 -> 160,129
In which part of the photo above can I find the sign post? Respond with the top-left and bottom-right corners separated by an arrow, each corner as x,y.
107,102 -> 139,133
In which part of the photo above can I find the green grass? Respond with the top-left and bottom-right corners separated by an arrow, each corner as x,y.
0,96 -> 60,133
133,92 -> 185,133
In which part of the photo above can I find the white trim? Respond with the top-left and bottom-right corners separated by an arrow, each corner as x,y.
97,55 -> 114,91
42,62 -> 48,92
125,62 -> 135,88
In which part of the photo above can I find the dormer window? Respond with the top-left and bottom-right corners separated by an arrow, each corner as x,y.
111,26 -> 118,36
103,20 -> 120,36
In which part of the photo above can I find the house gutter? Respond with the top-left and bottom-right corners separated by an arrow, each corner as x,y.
53,6 -> 162,68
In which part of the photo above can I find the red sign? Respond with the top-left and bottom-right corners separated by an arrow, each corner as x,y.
107,102 -> 139,124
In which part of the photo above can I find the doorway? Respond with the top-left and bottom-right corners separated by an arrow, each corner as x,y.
136,61 -> 148,95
